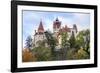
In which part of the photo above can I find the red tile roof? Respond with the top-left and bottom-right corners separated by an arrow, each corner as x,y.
59,25 -> 71,32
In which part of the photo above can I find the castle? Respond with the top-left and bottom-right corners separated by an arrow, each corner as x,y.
33,18 -> 77,48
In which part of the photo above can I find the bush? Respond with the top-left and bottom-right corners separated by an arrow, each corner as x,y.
75,48 -> 90,59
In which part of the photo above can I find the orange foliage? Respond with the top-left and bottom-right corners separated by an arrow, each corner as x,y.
22,48 -> 37,62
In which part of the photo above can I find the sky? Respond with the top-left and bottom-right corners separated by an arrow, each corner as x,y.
22,10 -> 90,48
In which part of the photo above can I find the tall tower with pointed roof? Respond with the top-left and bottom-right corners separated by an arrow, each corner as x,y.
33,20 -> 46,47
53,18 -> 61,33
38,21 -> 44,33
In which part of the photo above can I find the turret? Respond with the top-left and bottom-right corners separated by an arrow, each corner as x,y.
53,18 -> 61,33
73,24 -> 77,33
38,21 -> 44,33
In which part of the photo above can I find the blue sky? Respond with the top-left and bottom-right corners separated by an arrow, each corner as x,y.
22,10 -> 90,48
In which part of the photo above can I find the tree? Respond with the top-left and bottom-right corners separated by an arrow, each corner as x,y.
61,32 -> 69,48
45,31 -> 57,55
45,31 -> 56,52
32,46 -> 51,61
25,35 -> 32,50
22,49 -> 37,62
36,40 -> 45,47
83,29 -> 90,55
60,32 -> 69,60
69,31 -> 76,48
76,29 -> 90,55
74,48 -> 90,59
75,31 -> 84,51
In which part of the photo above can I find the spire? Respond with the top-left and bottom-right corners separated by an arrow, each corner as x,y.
56,17 -> 59,21
53,17 -> 61,29
38,21 -> 44,33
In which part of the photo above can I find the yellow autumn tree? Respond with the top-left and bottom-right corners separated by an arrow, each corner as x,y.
22,48 -> 37,62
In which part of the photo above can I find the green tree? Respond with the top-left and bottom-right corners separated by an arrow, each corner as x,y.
32,46 -> 51,61
61,32 -> 69,48
36,40 -> 45,47
45,31 -> 57,56
76,29 -> 90,55
69,31 -> 76,48
25,35 -> 32,50
83,29 -> 90,55
76,31 -> 84,45
60,32 -> 71,60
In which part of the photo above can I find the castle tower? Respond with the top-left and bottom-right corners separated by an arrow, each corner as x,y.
34,20 -> 46,47
73,24 -> 77,33
38,21 -> 44,33
53,18 -> 61,33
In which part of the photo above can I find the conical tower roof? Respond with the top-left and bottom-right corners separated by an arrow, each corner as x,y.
56,17 -> 59,21
38,21 -> 44,33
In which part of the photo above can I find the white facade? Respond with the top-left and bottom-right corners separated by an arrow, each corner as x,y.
33,33 -> 46,47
